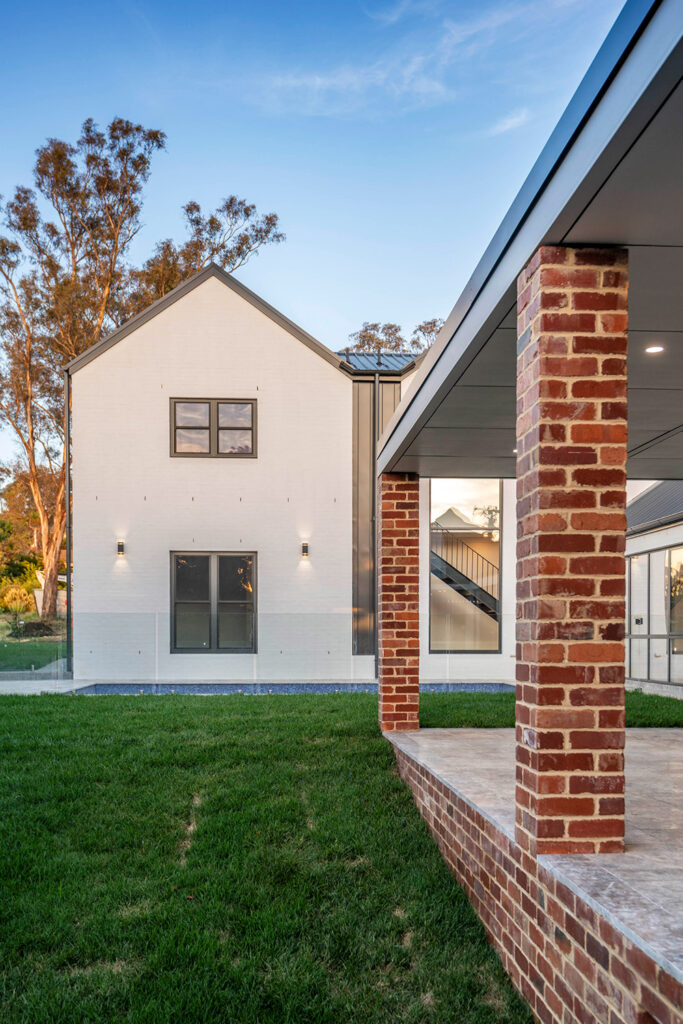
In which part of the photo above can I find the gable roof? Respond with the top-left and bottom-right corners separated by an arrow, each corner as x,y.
432,507 -> 486,533
627,480 -> 683,535
66,263 -> 345,375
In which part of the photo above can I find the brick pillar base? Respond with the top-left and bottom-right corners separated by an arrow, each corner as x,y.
378,472 -> 420,732
516,246 -> 628,855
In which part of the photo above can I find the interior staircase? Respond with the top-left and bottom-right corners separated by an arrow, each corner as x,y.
430,531 -> 499,621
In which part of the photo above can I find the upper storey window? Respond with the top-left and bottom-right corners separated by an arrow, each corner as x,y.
171,399 -> 256,457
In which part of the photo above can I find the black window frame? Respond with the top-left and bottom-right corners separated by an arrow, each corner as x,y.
170,398 -> 257,458
170,551 -> 257,653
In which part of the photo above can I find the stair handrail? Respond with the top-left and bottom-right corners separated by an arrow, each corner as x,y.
430,528 -> 499,600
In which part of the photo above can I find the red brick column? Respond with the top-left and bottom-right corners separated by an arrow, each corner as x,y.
378,472 -> 420,732
516,246 -> 628,855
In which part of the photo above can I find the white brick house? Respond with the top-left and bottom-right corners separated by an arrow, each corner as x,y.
66,265 -> 516,686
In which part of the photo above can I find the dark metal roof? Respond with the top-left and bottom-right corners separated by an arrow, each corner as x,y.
337,351 -> 417,373
627,480 -> 683,534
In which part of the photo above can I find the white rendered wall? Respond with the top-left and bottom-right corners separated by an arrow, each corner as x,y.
71,276 -> 375,682
419,478 -> 516,684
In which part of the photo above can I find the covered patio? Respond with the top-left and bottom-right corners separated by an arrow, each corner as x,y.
375,1 -> 683,1021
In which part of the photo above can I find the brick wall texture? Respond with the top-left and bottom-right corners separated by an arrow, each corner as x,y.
395,747 -> 681,1024
516,246 -> 629,855
378,472 -> 420,731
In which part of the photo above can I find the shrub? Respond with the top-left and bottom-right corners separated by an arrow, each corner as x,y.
0,583 -> 34,614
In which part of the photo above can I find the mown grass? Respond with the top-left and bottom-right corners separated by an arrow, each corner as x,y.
419,689 -> 683,729
0,615 -> 64,673
0,694 -> 533,1024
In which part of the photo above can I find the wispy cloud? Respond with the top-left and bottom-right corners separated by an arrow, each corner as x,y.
486,107 -> 531,136
363,0 -> 439,26
250,0 -> 600,119
262,52 -> 454,117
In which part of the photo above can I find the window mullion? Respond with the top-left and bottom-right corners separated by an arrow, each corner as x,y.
210,554 -> 218,650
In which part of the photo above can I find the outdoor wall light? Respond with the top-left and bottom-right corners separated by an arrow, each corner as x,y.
645,345 -> 664,354
117,540 -> 125,557
301,542 -> 309,558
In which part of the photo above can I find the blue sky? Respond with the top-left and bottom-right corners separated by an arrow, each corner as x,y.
1,0 -> 625,459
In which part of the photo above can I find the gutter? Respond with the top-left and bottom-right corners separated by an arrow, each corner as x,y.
627,511 -> 683,537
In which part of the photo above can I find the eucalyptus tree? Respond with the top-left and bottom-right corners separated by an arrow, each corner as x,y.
0,118 -> 284,615
348,317 -> 444,355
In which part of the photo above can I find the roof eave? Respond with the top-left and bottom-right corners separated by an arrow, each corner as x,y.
65,263 -> 344,375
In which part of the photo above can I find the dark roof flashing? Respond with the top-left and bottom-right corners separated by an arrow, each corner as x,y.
627,480 -> 683,535
66,263 -> 344,375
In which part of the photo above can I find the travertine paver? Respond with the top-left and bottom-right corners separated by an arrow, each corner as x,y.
390,727 -> 683,976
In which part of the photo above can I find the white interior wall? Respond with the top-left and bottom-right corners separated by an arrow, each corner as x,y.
419,478 -> 516,683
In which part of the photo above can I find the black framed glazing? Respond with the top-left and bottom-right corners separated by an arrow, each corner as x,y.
170,399 -> 257,458
170,552 -> 257,653
626,543 -> 683,685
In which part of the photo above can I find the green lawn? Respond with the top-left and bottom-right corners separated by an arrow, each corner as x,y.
0,615 -> 65,673
0,694 -> 533,1024
0,691 -> 679,1024
419,689 -> 683,729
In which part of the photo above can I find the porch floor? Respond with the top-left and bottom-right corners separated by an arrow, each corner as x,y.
388,727 -> 683,983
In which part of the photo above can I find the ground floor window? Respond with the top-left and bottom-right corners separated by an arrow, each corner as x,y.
429,480 -> 501,652
171,552 -> 256,653
627,545 -> 683,685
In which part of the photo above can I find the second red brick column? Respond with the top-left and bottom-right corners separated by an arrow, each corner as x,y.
377,472 -> 420,732
516,245 -> 628,855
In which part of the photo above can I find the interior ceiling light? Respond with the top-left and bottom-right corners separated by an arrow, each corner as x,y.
645,345 -> 664,353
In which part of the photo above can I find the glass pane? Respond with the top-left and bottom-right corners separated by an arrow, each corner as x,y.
219,402 -> 252,428
649,550 -> 667,636
175,402 -> 209,427
175,428 -> 210,454
430,479 -> 501,651
175,555 -> 210,601
175,603 -> 211,649
629,555 -> 648,635
219,555 -> 253,602
630,638 -> 648,680
670,547 -> 683,635
650,637 -> 668,681
670,639 -> 683,683
218,429 -> 252,455
218,603 -> 253,650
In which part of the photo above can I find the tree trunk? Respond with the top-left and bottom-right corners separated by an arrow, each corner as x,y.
40,518 -> 66,619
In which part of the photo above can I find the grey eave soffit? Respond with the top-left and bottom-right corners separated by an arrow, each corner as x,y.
65,263 -> 346,376
376,0 -> 669,468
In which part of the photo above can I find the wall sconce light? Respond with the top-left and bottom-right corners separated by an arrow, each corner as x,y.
301,542 -> 309,558
117,540 -> 125,557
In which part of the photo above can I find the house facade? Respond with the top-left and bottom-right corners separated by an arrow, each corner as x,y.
67,266 -> 516,685
625,480 -> 683,696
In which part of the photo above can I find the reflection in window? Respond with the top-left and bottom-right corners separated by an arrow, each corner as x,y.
171,399 -> 256,457
626,544 -> 683,684
430,480 -> 501,652
172,553 -> 256,652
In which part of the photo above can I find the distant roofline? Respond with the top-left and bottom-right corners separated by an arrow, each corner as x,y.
626,479 -> 683,536
66,263 -> 345,375
337,349 -> 427,377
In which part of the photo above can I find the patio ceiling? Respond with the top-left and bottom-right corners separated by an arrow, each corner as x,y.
378,0 -> 683,480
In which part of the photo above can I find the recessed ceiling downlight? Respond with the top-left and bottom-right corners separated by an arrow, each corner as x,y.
645,345 -> 664,354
